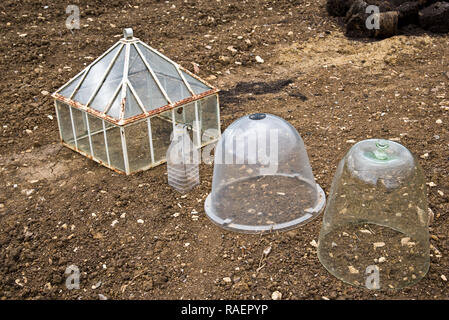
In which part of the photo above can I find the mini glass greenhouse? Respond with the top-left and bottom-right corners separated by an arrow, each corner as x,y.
317,139 -> 430,289
205,113 -> 326,233
52,28 -> 220,174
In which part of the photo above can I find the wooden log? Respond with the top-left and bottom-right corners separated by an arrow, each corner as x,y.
374,11 -> 399,38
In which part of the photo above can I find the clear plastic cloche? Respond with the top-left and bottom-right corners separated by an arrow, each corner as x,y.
317,139 -> 430,290
204,113 -> 325,233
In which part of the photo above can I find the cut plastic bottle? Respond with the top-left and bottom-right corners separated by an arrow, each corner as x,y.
204,113 -> 325,233
317,139 -> 430,290
167,124 -> 200,193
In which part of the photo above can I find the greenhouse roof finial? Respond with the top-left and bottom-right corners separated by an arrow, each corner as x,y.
123,28 -> 133,40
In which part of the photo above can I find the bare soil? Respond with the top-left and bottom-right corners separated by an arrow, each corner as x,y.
0,0 -> 448,300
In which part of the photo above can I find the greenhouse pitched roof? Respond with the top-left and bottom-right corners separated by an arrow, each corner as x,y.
53,28 -> 218,125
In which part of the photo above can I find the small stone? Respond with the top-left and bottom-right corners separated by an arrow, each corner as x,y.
206,75 -> 217,81
378,257 -> 386,263
255,55 -> 264,63
436,119 -> 442,124
420,153 -> 429,159
287,31 -> 294,36
346,139 -> 356,144
401,237 -> 414,246
41,90 -> 49,96
271,291 -> 282,300
263,246 -> 272,256
427,182 -> 437,187
223,277 -> 232,283
98,294 -> 108,300
227,46 -> 237,54
93,232 -> 103,240
373,242 -> 385,248
348,266 -> 359,274
428,208 -> 435,225
310,240 -> 318,248
173,212 -> 180,217
441,275 -> 447,281
111,220 -> 118,227
219,55 -> 231,63
359,229 -> 372,234
137,219 -> 144,224
437,190 -> 444,197
91,281 -> 102,289
22,189 -> 35,196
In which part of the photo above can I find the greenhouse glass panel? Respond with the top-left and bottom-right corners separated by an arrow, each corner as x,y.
106,91 -> 122,120
199,95 -> 220,144
59,72 -> 84,98
136,43 -> 191,102
90,46 -> 126,112
71,107 -> 91,155
55,101 -> 74,143
106,125 -> 126,172
128,45 -> 167,112
181,71 -> 212,95
73,44 -> 122,105
173,105 -> 197,147
88,115 -> 109,165
151,110 -> 174,163
125,120 -> 152,172
124,86 -> 143,119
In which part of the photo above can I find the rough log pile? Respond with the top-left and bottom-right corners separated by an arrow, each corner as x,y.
327,0 -> 449,38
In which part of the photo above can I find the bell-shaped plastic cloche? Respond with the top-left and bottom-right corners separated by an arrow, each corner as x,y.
204,113 -> 325,233
317,139 -> 430,290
